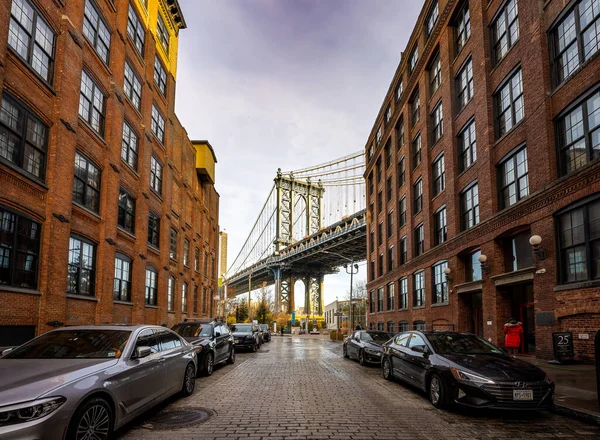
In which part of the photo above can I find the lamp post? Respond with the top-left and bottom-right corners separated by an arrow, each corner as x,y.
322,250 -> 359,330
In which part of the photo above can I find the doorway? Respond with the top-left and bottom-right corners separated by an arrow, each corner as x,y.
507,283 -> 535,354
471,292 -> 483,337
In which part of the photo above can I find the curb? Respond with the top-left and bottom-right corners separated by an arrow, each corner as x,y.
554,403 -> 600,426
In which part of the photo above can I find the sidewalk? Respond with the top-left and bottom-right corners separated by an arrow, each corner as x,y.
518,356 -> 599,425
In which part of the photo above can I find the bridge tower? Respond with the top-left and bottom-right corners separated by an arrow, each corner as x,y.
273,170 -> 324,314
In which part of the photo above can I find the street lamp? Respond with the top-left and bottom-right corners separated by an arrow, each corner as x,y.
322,249 -> 359,330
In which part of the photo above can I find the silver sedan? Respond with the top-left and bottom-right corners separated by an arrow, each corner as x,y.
0,324 -> 197,440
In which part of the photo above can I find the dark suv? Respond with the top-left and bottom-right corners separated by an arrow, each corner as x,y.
230,323 -> 260,352
171,319 -> 235,376
259,324 -> 271,342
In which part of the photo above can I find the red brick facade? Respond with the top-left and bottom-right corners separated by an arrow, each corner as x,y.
365,0 -> 600,362
0,0 -> 220,346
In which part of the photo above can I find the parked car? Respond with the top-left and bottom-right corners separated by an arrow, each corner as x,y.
259,324 -> 272,342
171,319 -> 235,376
0,325 -> 197,440
256,325 -> 265,345
343,330 -> 392,365
381,331 -> 555,410
230,323 -> 260,352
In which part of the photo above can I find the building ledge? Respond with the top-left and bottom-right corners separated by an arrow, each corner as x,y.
114,300 -> 133,306
0,286 -> 42,296
491,267 -> 535,287
67,294 -> 98,302
455,280 -> 483,294
554,280 -> 600,292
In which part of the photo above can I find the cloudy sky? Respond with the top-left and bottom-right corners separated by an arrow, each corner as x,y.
175,0 -> 424,307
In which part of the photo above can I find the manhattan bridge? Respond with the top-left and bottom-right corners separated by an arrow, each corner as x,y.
224,151 -> 367,317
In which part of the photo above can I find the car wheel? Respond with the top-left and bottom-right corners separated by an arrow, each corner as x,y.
67,396 -> 113,440
382,357 -> 392,381
252,342 -> 258,352
358,349 -> 366,366
181,363 -> 196,396
202,352 -> 214,377
343,345 -> 349,358
227,347 -> 236,364
428,374 -> 448,409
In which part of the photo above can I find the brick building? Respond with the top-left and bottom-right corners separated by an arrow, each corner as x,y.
365,0 -> 600,362
0,0 -> 220,347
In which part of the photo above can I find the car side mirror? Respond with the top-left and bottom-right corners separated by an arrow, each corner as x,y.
134,346 -> 152,359
215,332 -> 221,337
2,347 -> 13,357
412,345 -> 428,354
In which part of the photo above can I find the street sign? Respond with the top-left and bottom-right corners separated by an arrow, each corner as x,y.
291,311 -> 296,325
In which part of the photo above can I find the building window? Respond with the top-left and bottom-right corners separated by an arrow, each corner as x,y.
385,105 -> 392,125
432,261 -> 448,304
376,126 -> 382,145
387,321 -> 395,333
413,178 -> 423,214
385,140 -> 392,168
426,1 -> 439,37
492,0 -> 519,64
434,207 -> 447,246
412,133 -> 422,169
466,250 -> 482,282
151,105 -> 165,144
378,287 -> 384,312
377,322 -> 384,331
73,151 -> 101,213
557,196 -> 600,283
378,223 -> 383,248
145,267 -> 157,306
154,56 -> 167,95
455,1 -> 471,53
387,176 -> 393,202
79,70 -> 106,136
170,228 -> 177,260
0,206 -> 40,288
399,320 -> 409,331
370,231 -> 375,252
495,68 -> 524,138
83,0 -> 111,64
414,223 -> 424,257
376,157 -> 382,183
0,93 -> 48,180
378,191 -> 383,214
368,173 -> 374,196
168,276 -> 174,311
113,254 -> 131,302
157,13 -> 169,52
204,252 -> 209,277
499,145 -> 529,209
396,79 -> 403,101
411,90 -> 420,126
181,282 -> 187,312
368,143 -> 373,160
193,285 -> 198,313
432,154 -> 445,196
387,245 -> 394,271
557,87 -> 600,176
148,211 -> 160,248
121,122 -> 138,170
429,52 -> 441,95
461,183 -> 479,231
9,0 -> 56,83
396,118 -> 405,149
150,156 -> 163,195
398,156 -> 406,186
457,58 -> 474,111
183,239 -> 190,267
458,119 -> 477,172
370,260 -> 375,280
118,188 -> 135,234
195,247 -> 200,272
399,278 -> 408,309
387,211 -> 394,238
414,321 -> 426,331
503,230 -> 533,273
399,197 -> 406,227
67,235 -> 95,296
387,282 -> 395,310
127,4 -> 145,55
123,62 -> 142,110
409,46 -> 418,72
378,253 -> 384,277
400,236 -> 408,265
413,271 -> 425,307
431,103 -> 443,144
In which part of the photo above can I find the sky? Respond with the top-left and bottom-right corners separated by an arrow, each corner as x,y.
175,0 -> 425,308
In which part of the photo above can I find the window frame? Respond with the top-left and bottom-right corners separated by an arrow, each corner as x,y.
181,282 -> 188,312
411,90 -> 420,127
432,261 -> 449,304
409,46 -> 419,73
413,178 -> 423,214
154,55 -> 167,96
113,253 -> 132,302
377,286 -> 384,312
387,210 -> 394,238
399,278 -> 408,309
431,102 -> 443,144
73,151 -> 101,213
455,1 -> 471,55
151,104 -> 165,144
148,211 -> 160,248
399,197 -> 407,227
398,156 -> 406,187
425,1 -> 439,38
117,187 -> 136,234
170,228 -> 178,260
145,266 -> 158,306
432,153 -> 445,196
429,51 -> 442,95
460,181 -> 480,231
413,270 -> 425,307
491,0 -> 519,65
82,0 -> 111,65
157,13 -> 169,53
414,223 -> 424,257
150,156 -> 163,195
387,281 -> 395,311
494,67 -> 524,139
167,275 -> 175,312
183,238 -> 190,267
400,236 -> 408,265
498,144 -> 529,209
412,133 -> 422,169
121,121 -> 139,171
456,57 -> 474,112
79,70 -> 106,136
434,206 -> 447,246
67,234 -> 96,296
458,118 -> 477,173
123,61 -> 142,111
127,3 -> 145,56
387,245 -> 395,272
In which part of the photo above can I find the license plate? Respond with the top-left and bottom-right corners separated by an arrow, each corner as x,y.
513,390 -> 533,401
234,339 -> 239,344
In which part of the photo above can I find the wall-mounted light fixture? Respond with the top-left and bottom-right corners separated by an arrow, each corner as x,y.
478,254 -> 491,274
529,235 -> 547,261
443,267 -> 452,284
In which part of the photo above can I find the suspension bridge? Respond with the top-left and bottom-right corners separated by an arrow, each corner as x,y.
224,151 -> 367,316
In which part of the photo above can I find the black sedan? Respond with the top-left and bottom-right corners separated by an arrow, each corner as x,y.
171,320 -> 235,376
381,331 -> 554,410
259,324 -> 272,342
343,330 -> 392,365
230,323 -> 260,352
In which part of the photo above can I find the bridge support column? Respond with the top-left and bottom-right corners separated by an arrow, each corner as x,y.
305,275 -> 324,318
280,276 -> 295,314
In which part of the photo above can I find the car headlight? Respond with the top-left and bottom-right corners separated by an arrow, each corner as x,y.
0,397 -> 66,426
451,368 -> 495,385
195,345 -> 203,352
365,348 -> 380,355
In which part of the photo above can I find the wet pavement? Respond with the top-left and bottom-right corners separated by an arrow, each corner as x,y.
117,336 -> 600,439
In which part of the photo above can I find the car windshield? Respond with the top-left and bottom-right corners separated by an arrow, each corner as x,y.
172,323 -> 213,337
4,329 -> 131,359
427,333 -> 505,355
231,324 -> 252,332
363,332 -> 391,342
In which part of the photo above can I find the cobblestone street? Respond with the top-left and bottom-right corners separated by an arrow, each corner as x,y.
117,336 -> 600,440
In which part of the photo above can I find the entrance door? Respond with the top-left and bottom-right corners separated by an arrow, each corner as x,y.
471,292 -> 483,337
520,303 -> 536,354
